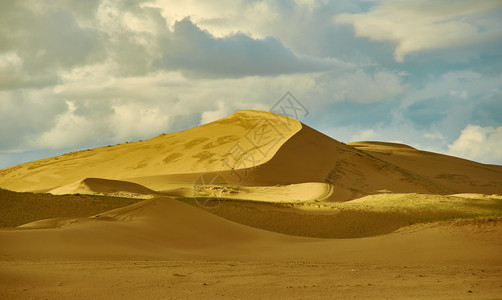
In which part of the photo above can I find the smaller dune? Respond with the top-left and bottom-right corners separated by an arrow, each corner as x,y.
49,178 -> 157,198
189,192 -> 502,238
0,197 -> 295,261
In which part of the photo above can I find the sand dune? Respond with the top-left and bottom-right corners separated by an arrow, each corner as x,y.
1,110 -> 500,201
0,110 -> 299,193
186,192 -> 502,238
238,123 -> 454,200
0,197 -> 296,261
49,178 -> 157,198
1,197 -> 501,264
349,141 -> 502,195
164,182 -> 334,202
0,188 -> 141,228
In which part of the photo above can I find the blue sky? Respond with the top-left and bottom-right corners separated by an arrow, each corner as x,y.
1,0 -> 501,169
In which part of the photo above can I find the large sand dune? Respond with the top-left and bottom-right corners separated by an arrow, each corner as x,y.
1,110 -> 500,201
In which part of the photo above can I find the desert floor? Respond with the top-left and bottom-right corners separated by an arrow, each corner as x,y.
1,195 -> 502,299
2,260 -> 502,299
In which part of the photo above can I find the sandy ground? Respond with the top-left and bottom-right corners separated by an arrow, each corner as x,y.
1,198 -> 502,299
2,261 -> 501,299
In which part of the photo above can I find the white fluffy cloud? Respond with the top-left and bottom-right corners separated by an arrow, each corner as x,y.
447,125 -> 502,164
335,0 -> 502,62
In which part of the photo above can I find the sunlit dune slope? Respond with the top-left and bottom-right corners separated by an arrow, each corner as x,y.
0,110 -> 300,192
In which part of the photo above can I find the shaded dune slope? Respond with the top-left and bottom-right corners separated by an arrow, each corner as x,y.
241,124 -> 455,200
0,188 -> 141,228
349,141 -> 502,195
49,178 -> 157,196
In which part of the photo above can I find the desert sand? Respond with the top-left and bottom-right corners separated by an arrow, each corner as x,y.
1,110 -> 501,299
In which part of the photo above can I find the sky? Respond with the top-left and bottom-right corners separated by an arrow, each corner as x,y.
1,0 -> 502,169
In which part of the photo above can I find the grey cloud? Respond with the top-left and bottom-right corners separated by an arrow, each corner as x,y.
160,18 -> 335,77
0,93 -> 67,151
0,1 -> 105,73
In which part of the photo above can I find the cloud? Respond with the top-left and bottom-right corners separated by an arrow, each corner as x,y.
335,0 -> 502,62
0,89 -> 67,151
151,0 -> 367,60
447,125 -> 502,164
35,101 -> 98,149
109,101 -> 172,142
200,101 -> 230,125
319,69 -> 405,103
161,18 -> 336,77
0,1 -> 105,73
423,132 -> 445,141
351,129 -> 376,141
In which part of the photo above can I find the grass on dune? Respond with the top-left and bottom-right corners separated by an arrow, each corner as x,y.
2,187 -> 501,239
0,188 -> 142,228
176,193 -> 502,238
